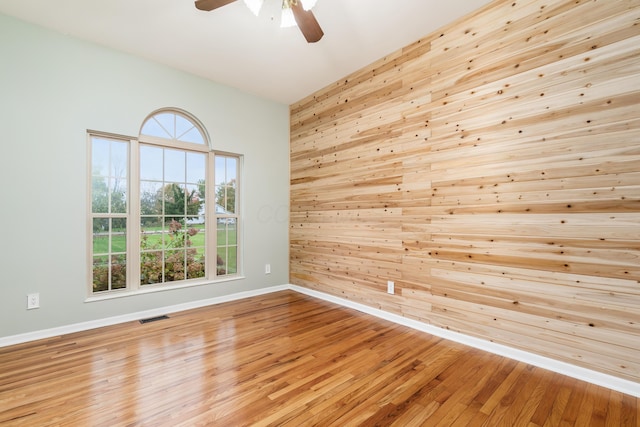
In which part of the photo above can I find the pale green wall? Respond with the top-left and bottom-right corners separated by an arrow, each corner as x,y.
0,13 -> 290,337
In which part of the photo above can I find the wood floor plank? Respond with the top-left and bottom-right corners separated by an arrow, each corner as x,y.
0,291 -> 637,426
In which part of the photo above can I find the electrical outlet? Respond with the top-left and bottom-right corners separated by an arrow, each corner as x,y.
387,281 -> 395,295
27,293 -> 40,310
265,264 -> 271,274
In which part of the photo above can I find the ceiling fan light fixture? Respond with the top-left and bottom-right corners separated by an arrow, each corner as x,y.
194,0 -> 322,43
299,0 -> 317,11
280,7 -> 296,28
242,0 -> 264,15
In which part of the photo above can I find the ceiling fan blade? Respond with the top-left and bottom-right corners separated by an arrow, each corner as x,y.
290,2 -> 324,43
195,0 -> 237,11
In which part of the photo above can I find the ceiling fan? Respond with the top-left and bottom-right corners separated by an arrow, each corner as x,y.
195,0 -> 324,43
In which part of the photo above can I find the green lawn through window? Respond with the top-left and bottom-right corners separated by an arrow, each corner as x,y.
93,223 -> 237,276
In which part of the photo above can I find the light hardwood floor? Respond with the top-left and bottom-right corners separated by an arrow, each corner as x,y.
0,291 -> 637,426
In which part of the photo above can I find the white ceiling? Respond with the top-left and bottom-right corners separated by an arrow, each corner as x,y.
0,0 -> 492,104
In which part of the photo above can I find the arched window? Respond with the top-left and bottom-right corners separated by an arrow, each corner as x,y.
140,109 -> 208,146
88,108 -> 241,296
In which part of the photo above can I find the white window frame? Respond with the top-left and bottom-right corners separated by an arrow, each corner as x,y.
87,109 -> 242,299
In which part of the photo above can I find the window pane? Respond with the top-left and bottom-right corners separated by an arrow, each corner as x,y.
186,225 -> 204,248
140,145 -> 163,181
175,115 -> 193,140
226,157 -> 237,181
111,254 -> 127,289
215,186 -> 236,214
92,139 -> 128,215
164,184 -> 186,218
186,152 -> 205,184
192,232 -> 205,277
185,184 -> 202,222
227,246 -> 237,274
91,139 -> 110,176
215,186 -> 223,213
165,250 -> 185,282
141,118 -> 170,139
227,186 -> 236,214
215,245 -> 236,276
141,223 -> 162,258
92,177 -> 108,213
187,248 -> 205,279
166,218 -> 186,249
110,142 -> 128,178
215,156 -> 226,184
160,224 -> 172,250
165,149 -> 185,183
93,256 -> 109,292
140,216 -> 158,233
140,251 -> 162,285
111,224 -> 126,253
217,221 -> 228,246
141,181 -> 163,216
110,178 -> 127,214
216,247 -> 227,276
227,158 -> 237,214
214,156 -> 237,215
181,127 -> 204,144
93,218 -> 109,254
216,219 -> 237,277
227,218 -> 237,244
155,113 -> 175,138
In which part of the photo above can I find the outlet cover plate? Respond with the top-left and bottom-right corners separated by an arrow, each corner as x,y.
27,293 -> 40,310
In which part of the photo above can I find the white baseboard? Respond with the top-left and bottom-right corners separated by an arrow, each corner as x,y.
1,283 -> 638,397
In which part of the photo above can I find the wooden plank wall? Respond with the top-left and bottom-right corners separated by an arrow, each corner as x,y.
289,0 -> 640,383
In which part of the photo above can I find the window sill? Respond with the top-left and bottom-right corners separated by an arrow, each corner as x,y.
85,275 -> 246,303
